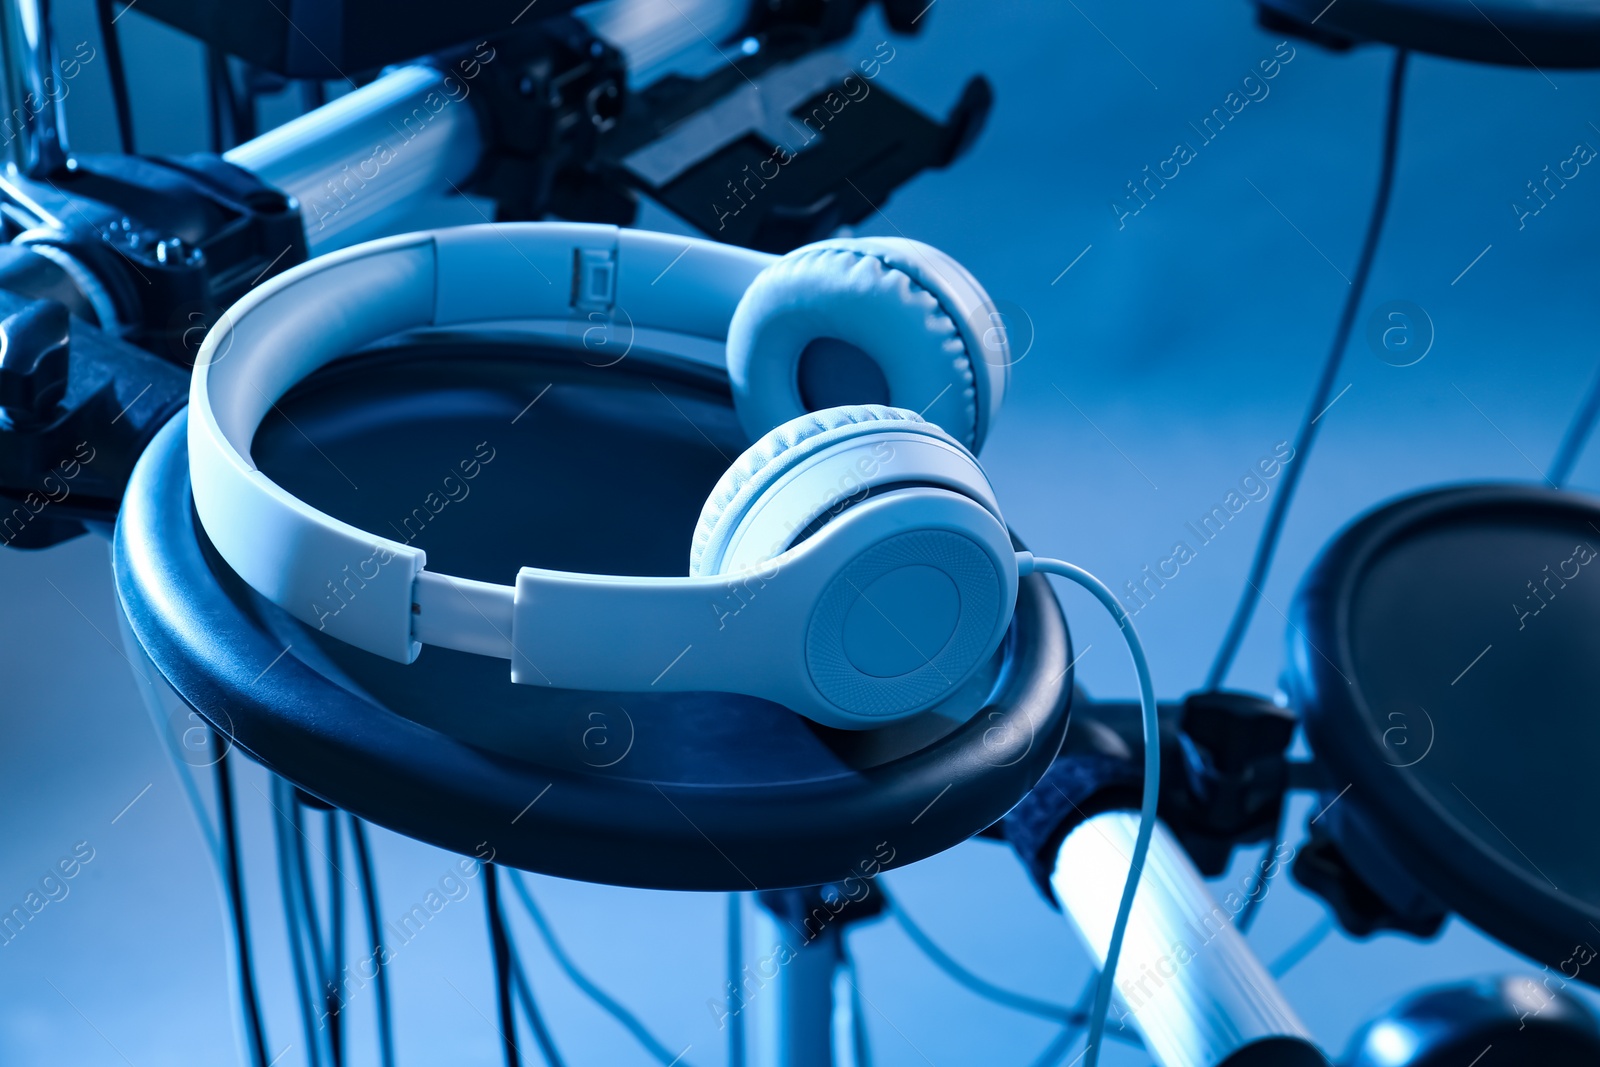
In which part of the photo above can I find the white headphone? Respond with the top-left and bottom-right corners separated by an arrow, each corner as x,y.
188,223 -> 1015,729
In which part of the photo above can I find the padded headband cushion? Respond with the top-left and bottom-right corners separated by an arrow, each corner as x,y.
725,238 -> 1008,452
691,404 -> 959,577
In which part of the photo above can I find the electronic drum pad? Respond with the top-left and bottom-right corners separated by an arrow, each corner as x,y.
1257,0 -> 1600,68
1289,484 -> 1600,982
113,332 -> 1073,890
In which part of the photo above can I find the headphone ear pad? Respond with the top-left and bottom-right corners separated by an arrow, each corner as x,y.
689,404 -> 938,578
727,238 -> 1009,452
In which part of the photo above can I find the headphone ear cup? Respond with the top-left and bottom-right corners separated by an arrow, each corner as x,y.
690,404 -> 1018,727
727,237 -> 1009,453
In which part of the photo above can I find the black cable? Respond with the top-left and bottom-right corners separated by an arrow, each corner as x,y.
214,748 -> 270,1067
890,901 -> 1080,1024
233,64 -> 260,142
1027,977 -> 1101,1067
291,796 -> 334,1058
206,47 -> 228,153
1268,916 -> 1335,977
508,955 -> 570,1067
1550,364 -> 1600,487
1236,801 -> 1290,936
889,896 -> 1139,1047
291,799 -> 326,980
350,817 -> 396,1067
203,47 -> 258,149
1028,1025 -> 1078,1067
326,814 -> 345,1067
1234,851 -> 1270,935
94,0 -> 135,154
484,863 -> 524,1067
272,778 -> 325,1067
505,869 -> 679,1066
840,939 -> 872,1067
1205,48 -> 1411,692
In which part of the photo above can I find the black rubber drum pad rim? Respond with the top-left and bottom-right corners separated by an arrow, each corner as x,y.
1257,0 -> 1600,70
113,339 -> 1073,891
1290,483 -> 1600,979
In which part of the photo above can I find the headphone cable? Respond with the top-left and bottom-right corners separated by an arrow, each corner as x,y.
1205,48 -> 1411,692
1021,555 -> 1159,1067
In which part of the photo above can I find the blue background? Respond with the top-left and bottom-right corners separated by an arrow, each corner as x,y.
2,0 -> 1598,1063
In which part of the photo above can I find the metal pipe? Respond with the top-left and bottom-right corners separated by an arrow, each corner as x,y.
224,64 -> 482,256
222,0 -> 751,254
0,0 -> 69,177
729,893 -> 748,1067
1052,813 -> 1326,1067
575,0 -> 749,87
751,904 -> 839,1067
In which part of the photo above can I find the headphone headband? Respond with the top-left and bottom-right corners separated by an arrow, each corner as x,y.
190,223 -> 1019,729
190,224 -> 775,663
